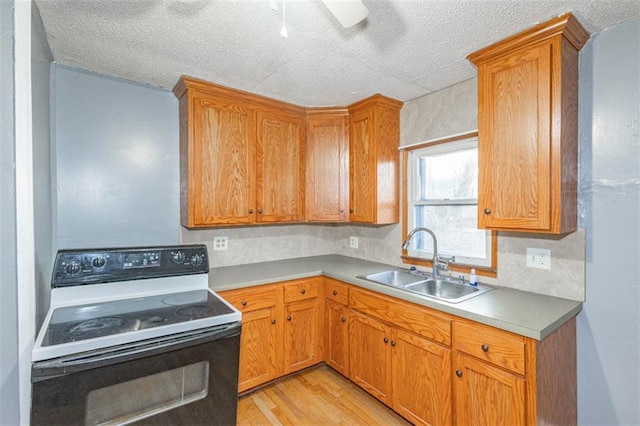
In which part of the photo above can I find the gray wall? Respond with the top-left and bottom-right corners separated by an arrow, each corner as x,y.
32,2 -> 53,329
53,66 -> 180,249
577,17 -> 639,425
0,0 -> 20,423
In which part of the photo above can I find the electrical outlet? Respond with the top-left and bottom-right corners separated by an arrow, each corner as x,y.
349,236 -> 359,249
213,236 -> 228,251
526,248 -> 551,269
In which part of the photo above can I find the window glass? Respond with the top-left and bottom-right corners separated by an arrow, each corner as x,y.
407,137 -> 492,268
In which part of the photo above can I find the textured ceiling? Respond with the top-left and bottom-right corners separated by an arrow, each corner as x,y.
35,0 -> 640,106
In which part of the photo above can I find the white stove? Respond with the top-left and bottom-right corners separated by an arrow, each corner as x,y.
33,245 -> 240,362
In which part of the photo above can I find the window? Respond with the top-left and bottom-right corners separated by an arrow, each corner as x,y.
404,133 -> 494,271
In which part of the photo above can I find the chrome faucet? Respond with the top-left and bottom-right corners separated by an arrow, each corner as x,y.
402,227 -> 453,278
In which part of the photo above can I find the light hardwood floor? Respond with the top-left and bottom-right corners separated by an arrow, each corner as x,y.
237,365 -> 410,426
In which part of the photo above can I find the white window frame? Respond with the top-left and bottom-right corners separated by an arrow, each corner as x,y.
406,136 -> 493,268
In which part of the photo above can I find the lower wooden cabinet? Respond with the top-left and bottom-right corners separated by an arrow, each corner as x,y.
324,299 -> 350,376
284,298 -> 321,374
236,307 -> 280,391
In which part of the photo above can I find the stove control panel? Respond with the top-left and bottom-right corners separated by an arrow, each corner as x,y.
52,245 -> 209,288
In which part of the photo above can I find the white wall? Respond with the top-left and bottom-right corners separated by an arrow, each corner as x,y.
0,0 -> 21,423
576,16 -> 639,425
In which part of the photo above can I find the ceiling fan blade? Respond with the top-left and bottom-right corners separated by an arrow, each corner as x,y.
321,0 -> 369,28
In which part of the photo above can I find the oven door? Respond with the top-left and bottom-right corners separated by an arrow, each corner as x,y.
31,322 -> 241,426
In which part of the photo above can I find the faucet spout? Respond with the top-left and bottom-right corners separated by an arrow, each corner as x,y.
402,227 -> 449,278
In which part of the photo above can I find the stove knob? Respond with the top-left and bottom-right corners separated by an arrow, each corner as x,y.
171,251 -> 185,264
65,262 -> 81,275
190,254 -> 204,266
92,257 -> 106,268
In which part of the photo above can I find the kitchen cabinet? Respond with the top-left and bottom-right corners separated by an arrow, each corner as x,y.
452,318 -> 577,425
305,109 -> 349,222
348,95 -> 403,224
219,277 -> 322,392
173,77 -> 306,227
323,278 -> 350,376
282,278 -> 321,374
468,13 -> 589,234
217,284 -> 281,392
349,287 -> 452,425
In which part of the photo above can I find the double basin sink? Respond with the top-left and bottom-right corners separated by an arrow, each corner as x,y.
357,269 -> 493,303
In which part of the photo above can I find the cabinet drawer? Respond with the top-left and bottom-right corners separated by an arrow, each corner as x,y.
283,278 -> 320,303
324,278 -> 349,305
453,321 -> 526,375
218,284 -> 279,313
349,288 -> 451,346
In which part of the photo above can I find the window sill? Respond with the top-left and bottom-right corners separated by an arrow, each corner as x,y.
401,254 -> 497,278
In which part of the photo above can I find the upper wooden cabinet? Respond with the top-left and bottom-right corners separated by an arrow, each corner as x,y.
348,95 -> 403,224
173,77 -> 305,227
468,13 -> 589,234
305,109 -> 349,222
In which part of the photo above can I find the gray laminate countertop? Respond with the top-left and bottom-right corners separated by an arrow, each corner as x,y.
208,254 -> 582,340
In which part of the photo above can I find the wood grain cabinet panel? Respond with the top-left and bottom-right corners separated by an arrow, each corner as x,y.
305,110 -> 349,222
284,298 -> 321,374
324,299 -> 350,377
468,13 -> 589,234
256,108 -> 305,223
348,95 -> 403,224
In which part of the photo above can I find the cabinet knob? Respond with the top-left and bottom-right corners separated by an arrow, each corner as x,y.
287,315 -> 292,321
248,209 -> 254,214
332,290 -> 338,296
258,208 -> 263,214
456,370 -> 463,378
481,344 -> 489,352
484,208 -> 491,215
391,341 -> 397,347
300,289 -> 306,294
340,209 -> 344,213
383,337 -> 389,344
349,208 -> 354,213
241,300 -> 247,306
341,317 -> 346,323
271,319 -> 276,325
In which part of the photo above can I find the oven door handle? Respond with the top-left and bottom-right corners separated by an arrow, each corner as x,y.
31,322 -> 241,381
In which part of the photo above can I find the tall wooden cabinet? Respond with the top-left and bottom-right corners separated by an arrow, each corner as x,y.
468,13 -> 589,234
174,77 -> 305,227
305,109 -> 349,222
348,95 -> 403,224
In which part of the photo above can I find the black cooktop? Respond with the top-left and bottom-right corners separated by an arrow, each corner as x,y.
42,290 -> 234,347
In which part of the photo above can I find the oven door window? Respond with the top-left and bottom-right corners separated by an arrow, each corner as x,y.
85,361 -> 209,425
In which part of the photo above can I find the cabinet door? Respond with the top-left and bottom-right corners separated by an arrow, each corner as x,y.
348,108 -> 375,223
187,93 -> 256,226
349,310 -> 392,404
324,299 -> 349,377
477,41 -> 552,231
305,114 -> 349,222
237,307 -> 280,392
391,329 -> 452,426
256,109 -> 305,223
283,299 -> 321,374
453,353 -> 525,426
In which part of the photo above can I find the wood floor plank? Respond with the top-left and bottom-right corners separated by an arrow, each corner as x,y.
237,365 -> 410,426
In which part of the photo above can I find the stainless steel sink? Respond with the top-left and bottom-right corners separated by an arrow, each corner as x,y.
358,270 -> 429,287
357,269 -> 493,303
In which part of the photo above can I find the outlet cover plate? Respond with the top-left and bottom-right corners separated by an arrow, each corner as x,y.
349,236 -> 359,249
526,248 -> 550,269
213,236 -> 228,251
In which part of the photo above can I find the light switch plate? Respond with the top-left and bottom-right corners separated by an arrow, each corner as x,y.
526,248 -> 551,269
213,236 -> 228,251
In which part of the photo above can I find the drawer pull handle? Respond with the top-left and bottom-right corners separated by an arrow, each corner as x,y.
241,301 -> 247,306
341,317 -> 346,323
287,316 -> 292,321
481,344 -> 489,352
333,290 -> 338,296
271,319 -> 276,325
383,337 -> 389,344
391,341 -> 397,347
300,289 -> 306,294
456,370 -> 463,378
